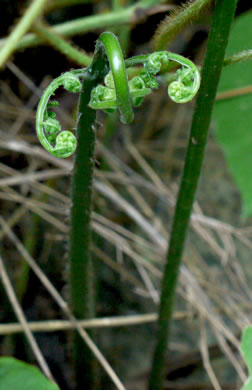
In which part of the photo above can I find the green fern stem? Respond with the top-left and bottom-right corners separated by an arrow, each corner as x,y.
69,32 -> 133,388
70,70 -> 98,390
148,1 -> 238,390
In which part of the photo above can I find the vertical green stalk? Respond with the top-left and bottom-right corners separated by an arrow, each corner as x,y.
69,32 -> 132,388
35,31 -> 134,387
70,69 -> 105,388
70,71 -> 97,389
148,1 -> 238,389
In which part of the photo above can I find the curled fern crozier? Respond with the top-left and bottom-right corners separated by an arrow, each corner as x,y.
36,32 -> 200,158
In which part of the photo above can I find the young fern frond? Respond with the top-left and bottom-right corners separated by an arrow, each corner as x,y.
36,33 -> 200,158
153,0 -> 212,51
34,31 -> 200,388
36,73 -> 81,158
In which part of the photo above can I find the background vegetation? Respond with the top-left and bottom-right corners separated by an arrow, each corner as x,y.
0,0 -> 252,389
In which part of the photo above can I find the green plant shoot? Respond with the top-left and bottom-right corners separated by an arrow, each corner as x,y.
36,32 -> 200,158
35,31 -> 200,388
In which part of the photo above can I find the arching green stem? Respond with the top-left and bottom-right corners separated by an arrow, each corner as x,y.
97,32 -> 134,123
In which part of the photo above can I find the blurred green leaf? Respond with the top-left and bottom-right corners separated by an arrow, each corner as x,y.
241,327 -> 252,390
0,357 -> 59,390
213,11 -> 252,218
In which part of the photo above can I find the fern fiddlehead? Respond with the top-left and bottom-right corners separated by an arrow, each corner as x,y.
36,31 -> 200,158
34,31 -> 201,388
36,72 -> 81,158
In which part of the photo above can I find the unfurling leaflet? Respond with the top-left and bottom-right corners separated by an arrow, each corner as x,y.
36,32 -> 200,158
36,73 -> 81,158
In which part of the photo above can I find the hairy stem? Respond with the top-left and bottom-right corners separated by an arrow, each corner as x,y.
153,0 -> 212,51
70,70 -> 98,389
69,32 -> 132,388
0,0 -> 48,68
148,0 -> 238,389
224,49 -> 252,66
